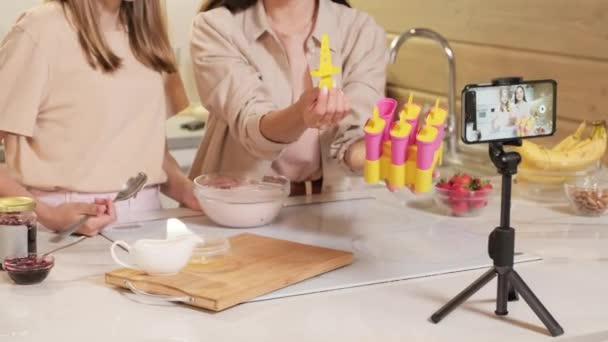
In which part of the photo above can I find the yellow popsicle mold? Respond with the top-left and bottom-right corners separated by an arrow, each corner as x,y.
414,150 -> 440,193
426,99 -> 448,126
414,168 -> 434,193
379,141 -> 391,181
382,140 -> 392,156
388,164 -> 406,188
400,93 -> 422,121
391,110 -> 413,138
401,105 -> 421,121
380,154 -> 391,180
405,145 -> 417,186
364,160 -> 380,184
310,34 -> 341,89
416,126 -> 439,143
364,107 -> 386,135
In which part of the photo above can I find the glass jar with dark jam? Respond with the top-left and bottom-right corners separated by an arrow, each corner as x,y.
0,197 -> 37,269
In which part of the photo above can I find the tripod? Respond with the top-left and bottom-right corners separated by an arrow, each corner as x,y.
430,140 -> 564,337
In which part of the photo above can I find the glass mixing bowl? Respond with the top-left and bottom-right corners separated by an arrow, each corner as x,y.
193,174 -> 290,228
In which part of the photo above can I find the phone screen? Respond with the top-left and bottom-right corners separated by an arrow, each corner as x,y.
462,80 -> 557,144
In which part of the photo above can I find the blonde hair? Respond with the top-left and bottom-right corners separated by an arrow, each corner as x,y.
499,87 -> 512,112
49,0 -> 176,73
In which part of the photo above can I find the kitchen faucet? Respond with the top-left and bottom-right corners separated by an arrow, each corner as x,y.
389,28 -> 459,164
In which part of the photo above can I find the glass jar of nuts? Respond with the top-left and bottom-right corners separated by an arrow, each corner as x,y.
565,171 -> 608,216
0,197 -> 37,268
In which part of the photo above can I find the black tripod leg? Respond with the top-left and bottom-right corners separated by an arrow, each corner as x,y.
431,268 -> 497,324
508,283 -> 519,301
496,271 -> 510,316
508,271 -> 564,337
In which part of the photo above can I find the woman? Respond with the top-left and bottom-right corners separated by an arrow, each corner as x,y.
0,0 -> 199,236
189,0 -> 387,195
512,85 -> 532,136
513,85 -> 531,116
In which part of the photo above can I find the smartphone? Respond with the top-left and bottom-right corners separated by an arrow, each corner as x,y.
461,79 -> 557,144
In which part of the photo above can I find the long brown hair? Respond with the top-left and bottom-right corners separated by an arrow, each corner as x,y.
200,0 -> 350,12
49,0 -> 176,73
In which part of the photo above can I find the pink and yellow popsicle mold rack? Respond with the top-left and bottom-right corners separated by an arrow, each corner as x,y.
364,94 -> 447,193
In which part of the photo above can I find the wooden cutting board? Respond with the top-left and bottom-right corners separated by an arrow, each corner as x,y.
105,233 -> 353,311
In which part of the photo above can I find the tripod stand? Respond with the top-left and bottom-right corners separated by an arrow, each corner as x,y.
430,140 -> 564,337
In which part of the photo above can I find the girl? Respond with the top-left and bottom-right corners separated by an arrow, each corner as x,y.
492,87 -> 515,136
499,87 -> 513,113
0,0 -> 199,236
189,0 -> 387,196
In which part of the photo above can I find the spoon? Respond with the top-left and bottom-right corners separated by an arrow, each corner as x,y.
50,172 -> 148,243
41,236 -> 87,257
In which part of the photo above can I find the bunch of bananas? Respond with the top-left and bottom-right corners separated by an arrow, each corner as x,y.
515,121 -> 607,184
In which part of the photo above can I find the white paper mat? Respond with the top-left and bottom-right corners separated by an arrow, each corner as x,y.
103,197 -> 540,303
284,191 -> 375,207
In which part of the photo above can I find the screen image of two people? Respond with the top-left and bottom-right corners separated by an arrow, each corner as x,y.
473,83 -> 554,142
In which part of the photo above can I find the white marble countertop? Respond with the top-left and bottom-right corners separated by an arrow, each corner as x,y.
1,189 -> 607,342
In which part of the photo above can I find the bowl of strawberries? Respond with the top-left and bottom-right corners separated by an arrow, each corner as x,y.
433,173 -> 494,217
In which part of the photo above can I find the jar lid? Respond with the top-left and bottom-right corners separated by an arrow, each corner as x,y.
0,197 -> 36,213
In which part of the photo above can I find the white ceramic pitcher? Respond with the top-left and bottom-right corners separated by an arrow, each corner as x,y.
110,235 -> 198,276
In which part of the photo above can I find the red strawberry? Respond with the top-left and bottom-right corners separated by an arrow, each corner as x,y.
450,200 -> 469,216
449,184 -> 469,201
470,178 -> 482,191
470,190 -> 489,209
480,183 -> 493,191
450,173 -> 472,187
436,181 -> 451,191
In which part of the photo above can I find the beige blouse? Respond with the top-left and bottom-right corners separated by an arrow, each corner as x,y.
189,0 -> 387,192
0,3 -> 169,192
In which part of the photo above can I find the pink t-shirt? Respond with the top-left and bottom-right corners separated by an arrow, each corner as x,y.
270,30 -> 322,182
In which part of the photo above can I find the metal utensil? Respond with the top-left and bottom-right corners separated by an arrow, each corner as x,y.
41,236 -> 87,257
50,172 -> 148,243
99,232 -> 128,252
124,280 -> 194,304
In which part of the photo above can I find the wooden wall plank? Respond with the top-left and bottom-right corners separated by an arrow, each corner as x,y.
386,36 -> 608,122
351,0 -> 608,60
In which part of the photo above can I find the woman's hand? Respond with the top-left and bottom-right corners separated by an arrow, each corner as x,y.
39,199 -> 117,237
297,87 -> 351,129
259,87 -> 352,144
178,178 -> 202,211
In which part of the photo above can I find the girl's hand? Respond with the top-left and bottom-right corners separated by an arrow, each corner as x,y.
78,198 -> 117,236
296,87 -> 351,129
39,199 -> 117,237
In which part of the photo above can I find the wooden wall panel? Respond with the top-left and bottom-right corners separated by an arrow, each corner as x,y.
386,36 -> 608,122
352,0 -> 607,158
351,0 -> 608,60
